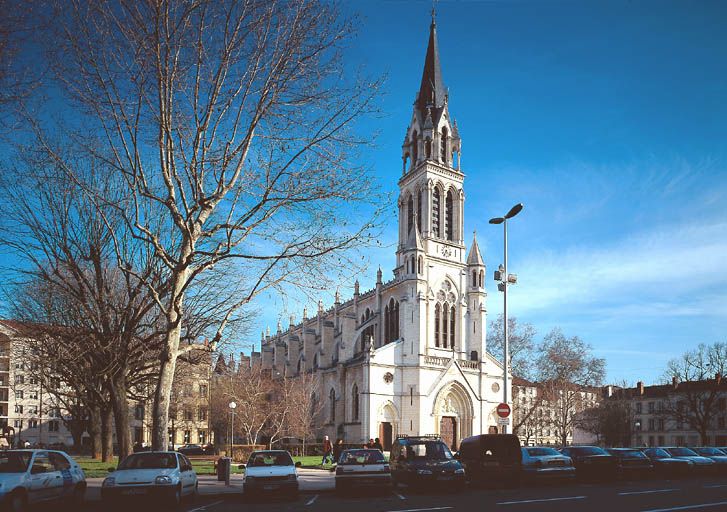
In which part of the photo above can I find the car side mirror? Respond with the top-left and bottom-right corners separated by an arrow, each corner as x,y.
238,464 -> 246,470
295,461 -> 302,468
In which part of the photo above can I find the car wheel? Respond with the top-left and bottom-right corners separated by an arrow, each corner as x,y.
70,483 -> 86,505
8,491 -> 27,512
188,483 -> 198,503
169,485 -> 182,509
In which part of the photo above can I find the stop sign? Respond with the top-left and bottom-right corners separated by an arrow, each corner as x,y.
496,403 -> 511,418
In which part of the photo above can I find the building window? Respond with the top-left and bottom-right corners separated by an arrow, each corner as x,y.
329,389 -> 336,424
14,405 -> 23,414
411,130 -> 418,163
29,377 -> 38,385
13,420 -> 22,429
442,303 -> 449,349
441,127 -> 448,162
352,384 -> 359,421
407,194 -> 414,234
199,384 -> 208,396
48,421 -> 60,432
635,418 -> 642,431
417,189 -> 422,234
445,189 -> 453,241
134,427 -> 143,443
15,390 -> 23,399
14,375 -> 24,385
29,405 -> 38,415
658,419 -> 665,431
198,408 -> 207,421
648,402 -> 654,414
28,419 -> 38,428
434,303 -> 441,347
635,402 -> 642,414
198,430 -> 207,444
184,409 -> 193,421
183,430 -> 191,444
450,305 -> 456,350
432,188 -> 440,237
29,391 -> 38,400
134,404 -> 145,421
648,419 -> 655,431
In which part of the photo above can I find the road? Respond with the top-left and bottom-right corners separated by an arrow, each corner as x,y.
69,476 -> 727,512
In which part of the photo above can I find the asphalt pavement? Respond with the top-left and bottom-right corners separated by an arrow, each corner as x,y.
66,475 -> 727,512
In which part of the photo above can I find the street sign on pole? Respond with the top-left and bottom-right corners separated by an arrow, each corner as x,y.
496,403 -> 511,418
497,417 -> 510,426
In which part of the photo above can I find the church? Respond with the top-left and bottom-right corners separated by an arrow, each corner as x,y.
256,16 -> 510,451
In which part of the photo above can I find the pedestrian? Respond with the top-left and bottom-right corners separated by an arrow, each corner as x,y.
373,438 -> 383,451
365,438 -> 375,449
333,438 -> 344,465
322,435 -> 333,465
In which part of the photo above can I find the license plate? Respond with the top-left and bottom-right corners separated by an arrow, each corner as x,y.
482,461 -> 499,467
121,489 -> 147,495
263,485 -> 278,491
437,475 -> 452,480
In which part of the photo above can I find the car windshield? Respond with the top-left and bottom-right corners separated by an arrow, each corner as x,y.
525,447 -> 560,457
647,449 -> 670,458
571,447 -> 607,456
339,450 -> 385,465
0,452 -> 32,473
609,450 -> 647,459
247,452 -> 294,467
668,448 -> 698,457
118,453 -> 178,470
696,448 -> 722,456
406,441 -> 453,461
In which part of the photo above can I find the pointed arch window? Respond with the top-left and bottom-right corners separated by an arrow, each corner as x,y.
418,256 -> 423,274
479,270 -> 484,287
442,303 -> 449,349
450,306 -> 456,350
432,188 -> 441,237
384,303 -> 390,344
417,189 -> 422,234
472,270 -> 477,286
441,127 -> 448,163
411,131 -> 418,165
434,303 -> 441,347
445,190 -> 454,241
329,388 -> 336,423
407,195 -> 414,234
425,138 -> 432,159
352,384 -> 359,421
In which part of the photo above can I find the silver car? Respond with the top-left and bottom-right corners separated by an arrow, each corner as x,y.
335,449 -> 391,493
521,447 -> 576,481
0,450 -> 86,512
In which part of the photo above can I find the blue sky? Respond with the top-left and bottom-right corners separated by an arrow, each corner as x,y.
255,0 -> 727,385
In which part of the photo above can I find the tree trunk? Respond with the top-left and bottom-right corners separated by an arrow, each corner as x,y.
109,375 -> 133,459
101,405 -> 114,463
89,405 -> 102,459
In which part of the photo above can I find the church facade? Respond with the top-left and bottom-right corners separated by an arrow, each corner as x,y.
256,17 -> 510,450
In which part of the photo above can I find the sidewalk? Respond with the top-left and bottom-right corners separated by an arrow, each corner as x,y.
84,468 -> 335,501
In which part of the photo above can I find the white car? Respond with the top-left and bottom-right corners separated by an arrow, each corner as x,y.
243,450 -> 299,499
335,449 -> 391,493
102,451 -> 198,506
0,449 -> 86,512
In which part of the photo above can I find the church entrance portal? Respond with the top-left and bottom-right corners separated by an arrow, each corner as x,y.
440,416 -> 457,450
380,422 -> 393,450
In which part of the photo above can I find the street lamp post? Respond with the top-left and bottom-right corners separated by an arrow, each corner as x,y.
489,203 -> 523,435
228,401 -> 237,459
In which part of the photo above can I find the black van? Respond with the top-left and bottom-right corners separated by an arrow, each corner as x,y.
388,435 -> 466,490
457,434 -> 522,487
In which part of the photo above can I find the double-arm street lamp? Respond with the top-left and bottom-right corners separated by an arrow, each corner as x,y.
489,203 -> 523,435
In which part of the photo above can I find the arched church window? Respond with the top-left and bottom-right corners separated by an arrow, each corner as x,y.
445,189 -> 454,241
411,131 -> 418,164
434,303 -> 441,347
418,256 -> 423,274
452,150 -> 459,170
442,303 -> 449,349
329,388 -> 336,423
441,127 -> 448,163
403,154 -> 410,174
432,188 -> 441,237
394,300 -> 400,340
417,189 -> 422,233
472,270 -> 477,286
384,303 -> 390,344
479,270 -> 484,287
470,350 -> 478,362
425,138 -> 432,159
450,305 -> 456,350
407,194 -> 414,234
352,384 -> 359,421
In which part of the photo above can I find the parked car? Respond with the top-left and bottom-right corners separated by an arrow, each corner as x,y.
243,450 -> 299,499
559,446 -> 617,480
642,448 -> 694,477
520,446 -> 575,482
101,451 -> 198,506
458,434 -> 521,487
661,447 -> 715,473
691,448 -> 727,472
606,448 -> 654,479
389,435 -> 466,490
0,449 -> 86,512
335,449 -> 390,493
177,444 -> 205,456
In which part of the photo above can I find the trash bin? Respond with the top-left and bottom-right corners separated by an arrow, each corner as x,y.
217,457 -> 231,482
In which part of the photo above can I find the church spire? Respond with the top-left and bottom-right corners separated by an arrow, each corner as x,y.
416,11 -> 447,116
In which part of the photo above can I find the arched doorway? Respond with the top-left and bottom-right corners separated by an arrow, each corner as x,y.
378,402 -> 399,451
433,382 -> 474,451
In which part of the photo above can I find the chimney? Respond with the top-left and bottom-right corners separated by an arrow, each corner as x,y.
716,372 -> 722,385
672,376 -> 678,389
637,381 -> 644,395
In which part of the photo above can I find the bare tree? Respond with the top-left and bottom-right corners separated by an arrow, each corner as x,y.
511,380 -> 545,443
488,315 -> 537,379
28,0 -> 383,450
662,342 -> 727,445
286,371 -> 324,455
536,328 -> 605,446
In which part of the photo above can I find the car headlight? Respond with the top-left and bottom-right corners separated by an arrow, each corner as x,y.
102,477 -> 116,487
454,468 -> 465,475
288,474 -> 297,480
416,469 -> 432,475
155,475 -> 174,485
244,475 -> 255,482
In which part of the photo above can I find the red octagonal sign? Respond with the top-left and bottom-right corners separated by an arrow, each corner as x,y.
496,403 -> 511,418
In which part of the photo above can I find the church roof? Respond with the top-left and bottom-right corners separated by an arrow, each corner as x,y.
416,15 -> 447,120
466,233 -> 484,266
